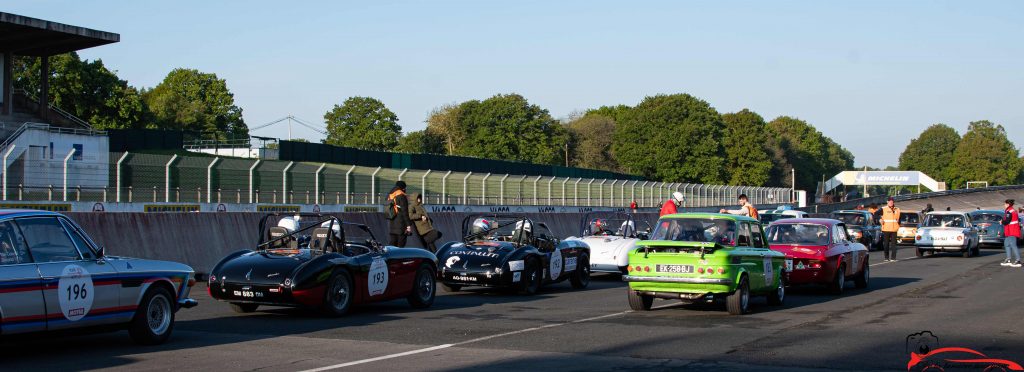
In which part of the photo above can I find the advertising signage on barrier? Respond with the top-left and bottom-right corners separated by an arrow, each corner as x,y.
343,205 -> 381,213
144,204 -> 201,212
426,205 -> 640,214
256,205 -> 302,213
845,171 -> 921,186
0,203 -> 72,212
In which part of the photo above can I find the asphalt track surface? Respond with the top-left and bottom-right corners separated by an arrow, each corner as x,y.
3,247 -> 1022,371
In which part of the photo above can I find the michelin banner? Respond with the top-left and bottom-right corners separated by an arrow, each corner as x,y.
843,171 -> 921,186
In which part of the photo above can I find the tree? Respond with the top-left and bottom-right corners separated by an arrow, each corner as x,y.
766,116 -> 854,192
13,53 -> 146,129
586,104 -> 632,124
144,68 -> 248,139
721,109 -> 772,186
451,93 -> 567,165
394,129 -> 446,154
424,103 -> 464,155
323,96 -> 402,151
613,94 -> 727,183
566,114 -> 620,171
947,120 -> 1022,188
898,124 -> 961,185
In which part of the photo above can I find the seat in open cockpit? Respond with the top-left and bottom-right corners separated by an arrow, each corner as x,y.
268,226 -> 298,249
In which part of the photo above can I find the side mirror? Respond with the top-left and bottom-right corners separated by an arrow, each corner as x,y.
97,246 -> 105,258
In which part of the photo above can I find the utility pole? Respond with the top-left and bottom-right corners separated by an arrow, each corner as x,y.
791,168 -> 796,202
564,142 -> 569,167
863,166 -> 868,197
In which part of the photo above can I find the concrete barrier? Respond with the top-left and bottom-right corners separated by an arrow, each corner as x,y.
66,211 -> 660,274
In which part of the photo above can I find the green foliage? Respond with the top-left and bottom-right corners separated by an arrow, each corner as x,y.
897,123 -> 960,185
947,120 -> 1022,188
143,68 -> 247,139
13,53 -> 146,129
766,116 -> 854,191
394,129 -> 446,154
424,103 -> 464,155
585,105 -> 632,124
451,93 -> 568,165
721,109 -> 772,186
323,96 -> 402,151
613,94 -> 727,183
566,114 -> 620,171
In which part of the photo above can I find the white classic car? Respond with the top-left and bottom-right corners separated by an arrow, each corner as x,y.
566,213 -> 651,275
914,211 -> 981,258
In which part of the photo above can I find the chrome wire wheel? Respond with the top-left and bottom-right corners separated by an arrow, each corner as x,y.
330,275 -> 351,310
416,270 -> 434,301
147,294 -> 172,336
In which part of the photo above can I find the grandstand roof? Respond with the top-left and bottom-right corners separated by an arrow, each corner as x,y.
0,12 -> 119,56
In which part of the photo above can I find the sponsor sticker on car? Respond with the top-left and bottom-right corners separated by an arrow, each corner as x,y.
508,260 -> 524,271
785,259 -> 793,272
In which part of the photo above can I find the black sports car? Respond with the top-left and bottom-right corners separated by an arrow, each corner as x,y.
436,214 -> 591,295
208,213 -> 438,316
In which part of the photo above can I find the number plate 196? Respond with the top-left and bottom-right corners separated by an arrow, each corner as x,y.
656,264 -> 693,273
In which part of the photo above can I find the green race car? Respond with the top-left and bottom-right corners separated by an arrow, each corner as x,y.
623,213 -> 787,315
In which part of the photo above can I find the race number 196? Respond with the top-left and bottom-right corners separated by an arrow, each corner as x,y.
58,264 -> 94,321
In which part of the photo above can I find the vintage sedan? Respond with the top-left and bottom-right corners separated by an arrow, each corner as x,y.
0,210 -> 197,345
208,213 -> 438,316
764,218 -> 869,294
624,213 -> 786,315
566,213 -> 651,275
896,212 -> 922,245
758,208 -> 809,225
969,210 -> 1006,247
436,215 -> 590,295
915,211 -> 981,258
829,210 -> 882,250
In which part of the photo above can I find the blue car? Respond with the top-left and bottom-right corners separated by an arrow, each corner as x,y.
969,210 -> 1005,247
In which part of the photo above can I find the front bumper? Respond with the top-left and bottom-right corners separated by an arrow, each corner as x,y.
440,270 -> 511,288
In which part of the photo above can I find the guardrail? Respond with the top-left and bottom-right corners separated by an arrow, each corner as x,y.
801,184 -> 1024,213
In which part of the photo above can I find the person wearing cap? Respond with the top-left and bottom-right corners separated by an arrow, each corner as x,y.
879,197 -> 901,261
386,180 -> 413,247
720,194 -> 759,220
1000,199 -> 1021,267
660,192 -> 685,217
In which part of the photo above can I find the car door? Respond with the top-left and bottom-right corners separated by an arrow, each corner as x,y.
16,216 -> 121,331
737,223 -> 767,291
0,219 -> 46,334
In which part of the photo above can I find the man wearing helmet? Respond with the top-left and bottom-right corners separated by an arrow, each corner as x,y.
660,191 -> 685,217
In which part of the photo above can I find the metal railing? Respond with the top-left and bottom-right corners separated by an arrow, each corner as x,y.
0,151 -> 796,207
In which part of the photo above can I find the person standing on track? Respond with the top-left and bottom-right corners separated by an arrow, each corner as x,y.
660,192 -> 684,216
1000,199 -> 1021,267
386,181 -> 413,247
408,193 -> 442,253
879,197 -> 901,262
720,194 -> 759,220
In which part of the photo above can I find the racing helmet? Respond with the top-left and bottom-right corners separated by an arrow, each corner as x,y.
277,217 -> 298,233
320,220 -> 342,238
471,218 -> 492,237
672,191 -> 685,203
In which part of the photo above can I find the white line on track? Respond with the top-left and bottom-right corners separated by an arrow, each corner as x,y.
301,256 -> 928,371
298,311 -> 632,371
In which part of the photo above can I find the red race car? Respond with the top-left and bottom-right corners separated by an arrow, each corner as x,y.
764,218 -> 870,295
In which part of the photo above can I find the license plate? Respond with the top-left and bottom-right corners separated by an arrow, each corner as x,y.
655,264 -> 693,273
451,275 -> 477,282
785,259 -> 793,272
233,290 -> 263,298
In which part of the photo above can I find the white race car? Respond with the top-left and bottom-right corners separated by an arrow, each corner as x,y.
914,211 -> 981,258
566,213 -> 651,275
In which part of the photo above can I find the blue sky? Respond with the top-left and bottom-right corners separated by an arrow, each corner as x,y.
6,1 -> 1022,168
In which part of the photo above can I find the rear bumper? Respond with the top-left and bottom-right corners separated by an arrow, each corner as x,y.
622,275 -> 732,285
979,236 -> 1004,245
915,245 -> 967,252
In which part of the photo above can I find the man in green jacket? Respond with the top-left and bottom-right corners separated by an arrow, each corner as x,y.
409,193 -> 443,252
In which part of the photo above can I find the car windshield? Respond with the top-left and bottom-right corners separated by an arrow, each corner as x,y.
343,223 -> 375,243
969,213 -> 1002,223
832,213 -> 866,226
649,217 -> 737,246
899,213 -> 920,225
922,214 -> 966,228
765,223 -> 830,245
586,218 -> 635,237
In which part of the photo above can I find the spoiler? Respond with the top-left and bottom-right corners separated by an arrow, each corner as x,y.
636,241 -> 725,259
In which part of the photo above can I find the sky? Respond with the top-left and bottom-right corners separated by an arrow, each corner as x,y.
5,1 -> 1023,168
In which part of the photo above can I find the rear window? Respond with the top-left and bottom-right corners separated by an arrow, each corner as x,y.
650,218 -> 738,246
899,213 -> 920,225
922,214 -> 966,228
831,213 -> 866,226
969,213 -> 1002,223
765,223 -> 830,245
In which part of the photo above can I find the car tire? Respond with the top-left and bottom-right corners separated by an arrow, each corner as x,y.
726,275 -> 750,315
229,302 -> 259,313
916,248 -> 924,257
627,289 -> 653,311
518,258 -> 542,295
854,258 -> 869,289
767,274 -> 785,306
407,264 -> 436,309
829,263 -> 846,295
962,246 -> 971,258
441,283 -> 462,293
321,269 -> 353,317
569,253 -> 590,289
128,285 -> 176,345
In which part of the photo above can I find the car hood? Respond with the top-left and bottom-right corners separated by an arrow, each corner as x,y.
440,242 -> 517,272
214,250 -> 308,285
103,256 -> 195,273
